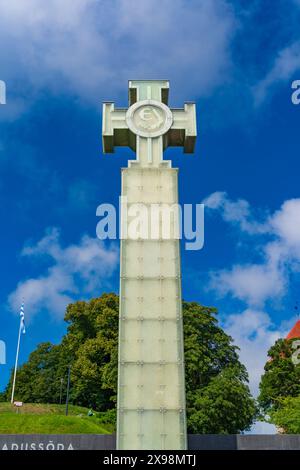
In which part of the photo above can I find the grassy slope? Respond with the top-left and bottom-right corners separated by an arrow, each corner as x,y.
0,403 -> 114,434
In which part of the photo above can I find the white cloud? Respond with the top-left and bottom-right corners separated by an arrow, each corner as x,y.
211,263 -> 286,307
224,308 -> 298,397
205,192 -> 300,306
8,228 -> 118,319
0,0 -> 236,106
224,309 -> 285,395
253,40 -> 300,105
204,191 -> 268,234
270,199 -> 300,254
205,192 -> 300,394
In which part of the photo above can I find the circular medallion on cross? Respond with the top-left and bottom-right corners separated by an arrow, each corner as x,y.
126,99 -> 173,138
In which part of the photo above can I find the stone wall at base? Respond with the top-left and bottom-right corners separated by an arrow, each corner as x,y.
1,434 -> 300,450
189,434 -> 300,450
0,434 -> 116,450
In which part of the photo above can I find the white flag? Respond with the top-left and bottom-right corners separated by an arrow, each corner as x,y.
20,303 -> 26,334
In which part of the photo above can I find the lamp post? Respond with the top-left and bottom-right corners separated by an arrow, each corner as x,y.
59,378 -> 64,405
65,366 -> 71,416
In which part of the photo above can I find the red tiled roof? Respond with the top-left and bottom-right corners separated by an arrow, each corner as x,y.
286,320 -> 300,340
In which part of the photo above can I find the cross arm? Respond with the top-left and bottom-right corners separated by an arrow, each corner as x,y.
168,103 -> 197,153
102,102 -> 131,153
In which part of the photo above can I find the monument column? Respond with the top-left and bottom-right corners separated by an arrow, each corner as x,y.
102,80 -> 196,450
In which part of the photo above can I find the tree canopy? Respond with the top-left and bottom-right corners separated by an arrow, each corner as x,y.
3,293 -> 256,433
258,338 -> 300,413
269,396 -> 300,433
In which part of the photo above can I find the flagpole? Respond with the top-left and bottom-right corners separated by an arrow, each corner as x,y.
11,320 -> 22,404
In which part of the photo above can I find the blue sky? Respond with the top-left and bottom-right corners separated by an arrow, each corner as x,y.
0,0 -> 300,410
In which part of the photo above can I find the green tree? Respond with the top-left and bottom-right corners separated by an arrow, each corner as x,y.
269,396 -> 300,433
183,302 -> 256,433
187,366 -> 256,433
4,294 -> 256,433
258,338 -> 300,412
5,342 -> 67,403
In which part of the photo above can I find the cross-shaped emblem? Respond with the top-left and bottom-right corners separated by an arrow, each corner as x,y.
102,80 -> 196,167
